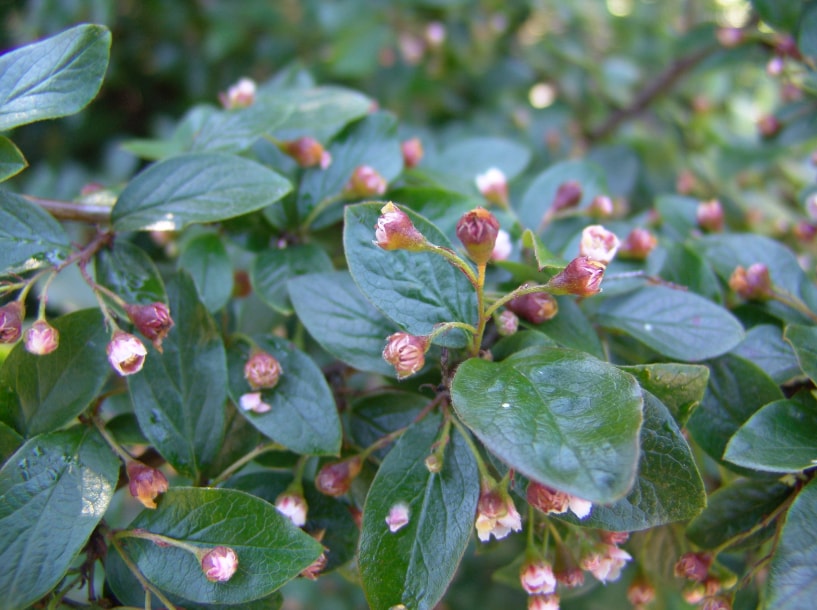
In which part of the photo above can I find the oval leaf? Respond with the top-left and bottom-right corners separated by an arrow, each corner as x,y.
733,324 -> 801,385
0,190 -> 71,272
0,135 -> 27,181
178,232 -> 234,313
618,363 -> 709,426
451,348 -> 643,503
436,136 -> 531,181
95,240 -> 167,306
784,324 -> 817,384
251,244 -> 333,315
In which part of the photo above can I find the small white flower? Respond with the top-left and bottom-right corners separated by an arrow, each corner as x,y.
275,493 -> 308,527
475,167 -> 507,194
579,225 -> 620,265
386,502 -> 411,533
239,392 -> 271,414
491,229 -> 512,261
568,495 -> 593,519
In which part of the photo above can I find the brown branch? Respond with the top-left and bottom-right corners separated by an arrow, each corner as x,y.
23,194 -> 112,224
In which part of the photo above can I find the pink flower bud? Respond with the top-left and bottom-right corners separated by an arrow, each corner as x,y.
729,264 -> 772,300
697,199 -> 724,232
127,462 -> 169,509
456,207 -> 500,265
373,202 -> 427,251
315,456 -> 363,497
579,225 -> 620,265
24,320 -> 59,355
125,302 -> 173,352
555,566 -> 584,588
244,350 -> 283,390
0,301 -> 23,344
601,530 -> 630,545
275,492 -> 308,527
716,27 -> 744,48
386,502 -> 410,533
107,331 -> 147,376
201,546 -> 239,582
794,221 -> 817,242
401,137 -> 424,168
551,181 -> 583,213
344,165 -> 387,198
382,332 -> 429,379
475,168 -> 509,208
520,559 -> 556,595
425,21 -> 446,47
546,257 -> 606,297
618,227 -> 658,260
627,577 -> 656,606
496,310 -> 519,336
491,229 -> 512,261
587,195 -> 614,219
758,114 -> 782,138
300,551 -> 327,580
218,77 -> 256,109
767,56 -> 785,76
506,291 -> 559,324
676,170 -> 698,195
283,137 -> 331,169
528,594 -> 560,610
674,552 -> 712,581
239,392 -> 272,414
475,487 -> 522,542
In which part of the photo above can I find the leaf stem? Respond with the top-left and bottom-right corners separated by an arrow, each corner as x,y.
209,441 -> 285,486
91,415 -> 135,463
114,529 -> 204,556
425,244 -> 479,287
108,535 -> 177,610
301,193 -> 345,231
771,286 -> 817,324
484,283 -> 552,319
450,415 -> 492,483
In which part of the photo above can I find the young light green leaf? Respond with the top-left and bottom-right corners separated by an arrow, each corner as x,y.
0,190 -> 71,272
359,413 -> 479,610
112,152 -> 291,231
251,245 -> 333,314
595,285 -> 745,361
344,202 -> 478,348
95,240 -> 167,306
0,427 -> 118,610
784,324 -> 817,384
128,272 -> 227,480
618,363 -> 709,426
178,232 -> 234,313
114,487 -> 323,605
0,24 -> 111,130
0,135 -> 27,181
451,347 -> 643,503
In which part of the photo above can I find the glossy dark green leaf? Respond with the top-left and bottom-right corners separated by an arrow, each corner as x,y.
0,24 -> 111,130
732,324 -> 801,385
724,399 -> 817,473
490,330 -> 558,362
188,100 -> 292,154
128,272 -> 226,480
435,136 -> 531,181
554,391 -> 704,531
178,232 -> 234,313
0,135 -> 27,181
451,348 -> 643,503
784,324 -> 817,384
359,413 -> 479,610
751,0 -> 802,32
104,412 -> 149,447
659,241 -> 722,301
595,285 -> 744,362
111,152 -> 291,231
344,202 -> 478,348
0,427 -> 118,609
686,355 -> 784,468
203,402 -> 262,481
0,421 -> 22,463
251,245 -> 333,314
0,189 -> 71,272
618,363 -> 709,426
269,85 -> 372,141
536,296 -> 605,359
226,335 -> 341,456
114,487 -> 323,605
0,308 -> 110,436
95,240 -> 166,306
349,391 -> 427,460
766,477 -> 817,609
687,479 -> 794,550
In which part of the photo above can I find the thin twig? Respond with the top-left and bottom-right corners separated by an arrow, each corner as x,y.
23,194 -> 112,224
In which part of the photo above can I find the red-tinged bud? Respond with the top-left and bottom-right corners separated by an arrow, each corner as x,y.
507,290 -> 558,324
24,320 -> 59,355
456,207 -> 501,265
553,543 -> 584,588
774,34 -> 801,59
496,310 -> 519,336
300,551 -> 327,580
552,180 -> 583,213
696,199 -> 724,232
520,559 -> 556,595
793,221 -> 817,242
386,502 -> 411,533
601,530 -> 630,545
758,114 -> 782,138
125,302 -> 173,352
580,225 -> 620,265
348,505 -> 363,529
315,456 -> 363,497
528,594 -> 560,610
107,331 -> 147,376
674,552 -> 712,581
127,462 -> 169,509
275,492 -> 308,527
475,168 -> 509,208
344,165 -> 387,198
618,227 -> 658,260
627,575 -> 656,606
782,82 -> 803,102
729,264 -> 772,300
587,195 -> 614,219
382,332 -> 429,379
0,301 -> 23,343
475,486 -> 522,542
373,202 -> 427,251
717,27 -> 744,48
283,137 -> 332,169
702,596 -> 732,610
201,546 -> 239,582
546,257 -> 606,297
218,77 -> 256,109
676,170 -> 698,195
401,137 -> 424,168
244,350 -> 283,390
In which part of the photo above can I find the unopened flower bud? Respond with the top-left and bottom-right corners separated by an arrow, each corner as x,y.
425,21 -> 446,47
386,502 -> 410,533
793,220 -> 817,242
674,552 -> 712,581
676,170 -> 698,195
382,332 -> 429,379
767,56 -> 785,76
702,596 -> 732,610
475,168 -> 509,208
401,138 -> 424,168
729,264 -> 772,300
496,310 -> 519,336
239,391 -> 272,414
24,320 -> 59,355
520,559 -> 556,595
373,202 -> 427,251
0,301 -> 23,343
127,462 -> 169,509
774,34 -> 801,59
758,114 -> 782,138
107,331 -> 147,376
579,225 -> 620,265
552,181 -> 583,213
587,195 -> 614,219
546,257 -> 606,297
627,575 -> 656,606
507,290 -> 558,324
244,350 -> 283,390
456,207 -> 500,265
125,302 -> 173,352
218,77 -> 256,109
345,165 -> 387,197
300,551 -> 327,580
682,581 -> 707,604
696,199 -> 724,232
425,453 -> 442,472
315,456 -> 363,497
475,486 -> 522,542
717,27 -> 744,48
528,594 -> 560,610
601,530 -> 630,545
491,229 -> 512,261
201,546 -> 239,582
275,492 -> 308,527
618,228 -> 658,260
283,137 -> 332,169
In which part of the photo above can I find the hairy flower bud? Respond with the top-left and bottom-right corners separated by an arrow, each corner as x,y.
696,199 -> 724,232
0,301 -> 23,343
496,310 -> 519,336
507,290 -> 559,324
201,546 -> 239,582
24,320 -> 59,355
275,492 -> 308,527
674,552 -> 712,581
401,138 -> 424,168
475,168 -> 509,208
729,264 -> 772,300
386,502 -> 411,533
520,559 -> 557,595
547,257 -> 606,297
382,332 -> 429,379
315,456 -> 363,497
456,207 -> 500,265
125,302 -> 173,352
127,462 -> 169,509
552,180 -> 583,213
579,225 -> 620,265
283,137 -> 332,169
374,202 -> 427,251
345,165 -> 387,197
107,331 -> 147,376
618,227 -> 658,260
244,350 -> 283,390
218,77 -> 256,109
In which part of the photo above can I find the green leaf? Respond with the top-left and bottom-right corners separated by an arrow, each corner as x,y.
111,152 -> 291,231
490,329 -> 558,361
0,309 -> 110,436
251,245 -> 333,315
521,229 -> 566,271
618,363 -> 709,426
386,186 -> 481,238
188,101 -> 292,154
128,272 -> 227,480
751,0 -> 803,32
178,232 -> 234,313
0,189 -> 71,272
733,324 -> 801,385
655,194 -> 699,240
686,354 -> 784,468
800,3 -> 817,59
359,413 -> 479,610
0,427 -> 118,610
289,271 -> 398,376
268,85 -> 372,142
536,296 -> 605,359
114,487 -> 323,605
0,421 -> 22,463
435,136 -> 531,181
724,399 -> 817,473
595,285 -> 745,362
0,24 -> 111,130
766,477 -> 817,609
349,391 -> 427,460
451,348 -> 643,503
226,335 -> 341,456
659,241 -> 722,302
784,324 -> 817,384
344,203 -> 478,348
553,391 -> 704,531
0,135 -> 27,181
95,240 -> 166,306
687,479 -> 793,550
